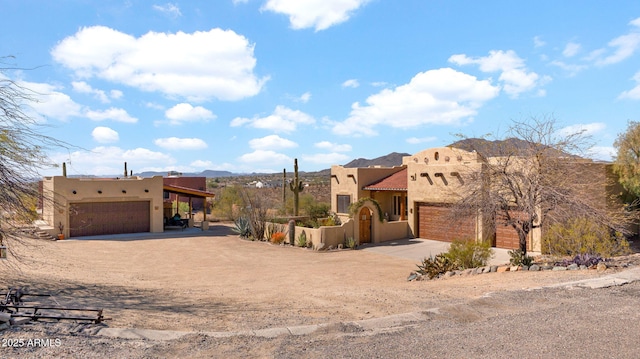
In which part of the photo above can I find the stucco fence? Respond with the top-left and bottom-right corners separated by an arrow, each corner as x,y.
269,218 -> 410,250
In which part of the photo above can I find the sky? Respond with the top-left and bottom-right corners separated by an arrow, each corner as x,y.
1,1 -> 640,176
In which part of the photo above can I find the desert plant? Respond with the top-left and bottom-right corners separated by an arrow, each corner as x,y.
416,254 -> 457,279
289,158 -> 305,216
232,216 -> 251,239
542,217 -> 631,258
297,231 -> 308,247
270,231 -> 286,244
345,237 -> 357,249
508,248 -> 534,267
444,239 -> 493,269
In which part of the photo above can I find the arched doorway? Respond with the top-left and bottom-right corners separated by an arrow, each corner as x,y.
359,207 -> 372,243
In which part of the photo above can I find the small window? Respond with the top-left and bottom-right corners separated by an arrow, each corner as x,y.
393,195 -> 408,217
337,195 -> 351,213
434,151 -> 440,161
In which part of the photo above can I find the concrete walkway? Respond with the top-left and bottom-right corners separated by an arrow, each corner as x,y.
359,238 -> 520,266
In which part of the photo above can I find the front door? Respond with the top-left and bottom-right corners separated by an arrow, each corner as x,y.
359,207 -> 372,243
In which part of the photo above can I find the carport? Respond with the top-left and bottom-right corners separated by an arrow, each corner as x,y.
163,184 -> 215,227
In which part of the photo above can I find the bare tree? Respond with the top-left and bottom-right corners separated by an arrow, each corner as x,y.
451,116 -> 632,254
0,57 -> 66,253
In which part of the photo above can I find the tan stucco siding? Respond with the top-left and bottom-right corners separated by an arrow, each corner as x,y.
41,176 -> 164,237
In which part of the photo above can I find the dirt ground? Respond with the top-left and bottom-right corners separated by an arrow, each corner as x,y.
1,223 -> 628,334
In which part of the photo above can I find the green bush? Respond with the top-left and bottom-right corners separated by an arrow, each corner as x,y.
508,248 -> 534,267
345,237 -> 357,249
297,232 -> 308,247
416,254 -> 456,279
444,239 -> 493,269
542,217 -> 631,258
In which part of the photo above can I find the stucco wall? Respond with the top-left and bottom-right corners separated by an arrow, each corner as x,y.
41,176 -> 164,237
330,165 -> 405,215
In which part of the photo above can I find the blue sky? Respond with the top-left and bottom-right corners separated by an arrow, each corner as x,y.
2,1 -> 640,176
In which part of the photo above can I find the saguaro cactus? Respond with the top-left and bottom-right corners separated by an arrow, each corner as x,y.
282,168 -> 287,212
289,158 -> 304,216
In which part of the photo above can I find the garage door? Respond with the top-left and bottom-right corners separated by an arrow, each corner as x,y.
69,201 -> 150,237
416,203 -> 476,242
495,211 -> 530,250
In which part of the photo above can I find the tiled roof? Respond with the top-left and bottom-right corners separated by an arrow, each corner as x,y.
363,168 -> 407,191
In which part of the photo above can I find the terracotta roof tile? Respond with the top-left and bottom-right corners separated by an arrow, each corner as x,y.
363,168 -> 407,191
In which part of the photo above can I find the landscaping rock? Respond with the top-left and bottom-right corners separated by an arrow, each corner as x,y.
497,266 -> 510,273
528,264 -> 540,271
0,312 -> 11,323
521,266 -> 529,271
407,273 -> 418,282
567,263 -> 579,271
510,266 -> 520,272
444,271 -> 455,277
597,261 -> 607,273
490,265 -> 498,273
0,322 -> 10,331
579,265 -> 588,270
337,244 -> 343,250
552,266 -> 567,271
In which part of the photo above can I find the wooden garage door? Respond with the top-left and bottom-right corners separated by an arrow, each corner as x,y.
495,211 -> 530,250
69,201 -> 150,237
416,203 -> 476,242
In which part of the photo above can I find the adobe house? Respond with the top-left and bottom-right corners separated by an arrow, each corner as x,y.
331,145 -> 627,251
41,175 -> 215,238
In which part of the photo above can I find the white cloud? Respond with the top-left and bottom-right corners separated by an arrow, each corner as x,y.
154,137 -> 208,150
238,150 -> 292,165
190,159 -> 213,168
332,68 -> 499,136
533,36 -> 546,48
230,105 -> 315,132
406,136 -> 437,144
557,122 -> 606,137
563,42 -> 581,57
619,71 -> 640,100
587,146 -> 616,161
51,146 -> 175,176
165,103 -> 216,125
302,152 -> 350,165
591,17 -> 640,66
153,3 -> 182,18
314,141 -> 351,152
249,135 -> 298,150
85,107 -> 138,123
449,50 -> 543,98
91,126 -> 119,143
51,26 -> 267,101
233,0 -> 249,4
19,81 -> 82,121
342,79 -> 360,88
549,60 -> 588,76
299,92 -> 311,103
262,0 -> 371,31
72,81 -> 110,103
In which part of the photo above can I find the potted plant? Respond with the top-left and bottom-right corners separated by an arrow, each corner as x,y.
58,222 -> 65,240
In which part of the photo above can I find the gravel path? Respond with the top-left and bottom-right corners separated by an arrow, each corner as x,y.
2,226 -> 639,358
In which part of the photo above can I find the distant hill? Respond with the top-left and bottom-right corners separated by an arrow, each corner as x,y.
449,138 -> 577,158
343,152 -> 410,168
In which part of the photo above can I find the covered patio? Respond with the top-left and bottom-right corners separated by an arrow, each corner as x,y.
163,184 -> 215,229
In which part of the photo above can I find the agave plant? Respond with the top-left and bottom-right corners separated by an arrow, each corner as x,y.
232,216 -> 252,239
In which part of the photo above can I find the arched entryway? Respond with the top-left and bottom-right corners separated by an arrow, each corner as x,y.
359,207 -> 372,243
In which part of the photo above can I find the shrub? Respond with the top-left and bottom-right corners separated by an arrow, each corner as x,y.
416,254 -> 456,279
444,239 -> 493,269
232,216 -> 251,239
542,217 -> 631,258
508,248 -> 534,267
297,232 -> 308,247
345,237 -> 357,249
270,232 -> 286,244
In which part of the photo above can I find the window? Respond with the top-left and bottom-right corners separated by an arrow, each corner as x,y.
393,195 -> 407,217
337,195 -> 351,213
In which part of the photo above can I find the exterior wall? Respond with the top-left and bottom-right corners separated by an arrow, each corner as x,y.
41,176 -> 164,238
163,177 -> 207,210
330,165 -> 405,215
405,147 -> 483,240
